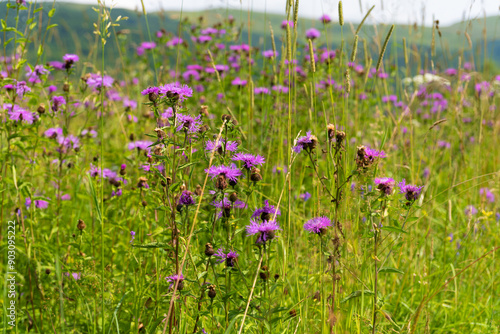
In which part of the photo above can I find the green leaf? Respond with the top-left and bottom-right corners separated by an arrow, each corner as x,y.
379,267 -> 404,274
48,8 -> 56,17
381,226 -> 407,234
178,161 -> 199,170
340,290 -> 374,303
46,23 -> 58,30
37,44 -> 43,57
197,271 -> 207,280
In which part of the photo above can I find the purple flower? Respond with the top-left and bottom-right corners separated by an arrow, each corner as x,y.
374,177 -> 396,195
398,179 -> 423,201
128,140 -> 154,152
166,37 -> 183,47
26,65 -> 49,83
87,74 -> 114,90
306,28 -> 321,40
62,54 -> 79,69
178,191 -> 196,206
141,86 -> 160,96
51,95 -> 66,112
444,68 -> 457,76
281,20 -> 294,29
304,216 -> 331,234
262,50 -> 278,58
231,77 -> 247,87
464,205 -> 478,216
64,272 -> 81,281
254,87 -> 270,95
63,54 -> 79,63
479,188 -> 495,203
175,113 -> 202,133
165,274 -> 185,290
205,139 -> 238,153
292,131 -> 315,153
437,141 -> 451,149
25,197 -> 49,209
15,81 -> 30,98
272,85 -> 289,93
123,98 -> 137,110
475,81 -> 492,96
159,82 -> 193,102
246,218 -> 280,245
232,153 -> 265,170
299,192 -> 311,201
252,200 -> 281,221
205,164 -> 243,183
211,196 -> 247,219
130,231 -> 136,243
214,248 -> 239,267
320,14 -> 332,23
182,69 -> 200,81
7,105 -> 36,124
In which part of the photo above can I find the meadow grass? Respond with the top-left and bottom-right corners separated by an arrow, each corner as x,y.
0,1 -> 499,333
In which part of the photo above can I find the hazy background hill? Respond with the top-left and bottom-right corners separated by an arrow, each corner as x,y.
2,2 -> 499,72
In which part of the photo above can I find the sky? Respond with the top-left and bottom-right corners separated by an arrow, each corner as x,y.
61,0 -> 499,26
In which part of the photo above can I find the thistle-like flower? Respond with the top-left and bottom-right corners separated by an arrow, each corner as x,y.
398,179 -> 423,202
246,218 -> 280,245
303,216 -> 331,235
232,153 -> 265,170
214,248 -> 239,267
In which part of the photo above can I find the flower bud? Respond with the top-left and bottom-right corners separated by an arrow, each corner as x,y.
205,243 -> 215,256
77,219 -> 86,230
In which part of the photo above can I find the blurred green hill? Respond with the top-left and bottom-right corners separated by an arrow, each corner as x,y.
2,2 -> 499,71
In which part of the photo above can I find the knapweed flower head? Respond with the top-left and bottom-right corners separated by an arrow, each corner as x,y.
232,153 -> 265,170
262,50 -> 278,58
159,82 -> 193,102
306,28 -> 321,40
15,81 -> 30,98
398,179 -> 423,202
374,177 -> 396,195
304,216 -> 331,234
166,274 -> 185,290
246,218 -> 280,245
128,140 -> 154,152
320,14 -> 332,24
51,95 -> 66,112
231,77 -> 247,87
86,74 -> 114,90
292,131 -> 317,153
62,54 -> 79,69
205,139 -> 239,153
211,196 -> 247,219
45,127 -> 63,138
356,145 -> 386,168
176,113 -> 203,133
205,164 -> 242,183
26,65 -> 49,83
252,200 -> 281,221
178,190 -> 196,206
214,248 -> 239,267
281,20 -> 294,29
25,197 -> 49,209
7,104 -> 36,124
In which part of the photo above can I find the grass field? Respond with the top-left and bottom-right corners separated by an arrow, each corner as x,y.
1,1 -> 499,333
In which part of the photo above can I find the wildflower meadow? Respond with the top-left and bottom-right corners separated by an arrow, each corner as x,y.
1,0 -> 499,333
